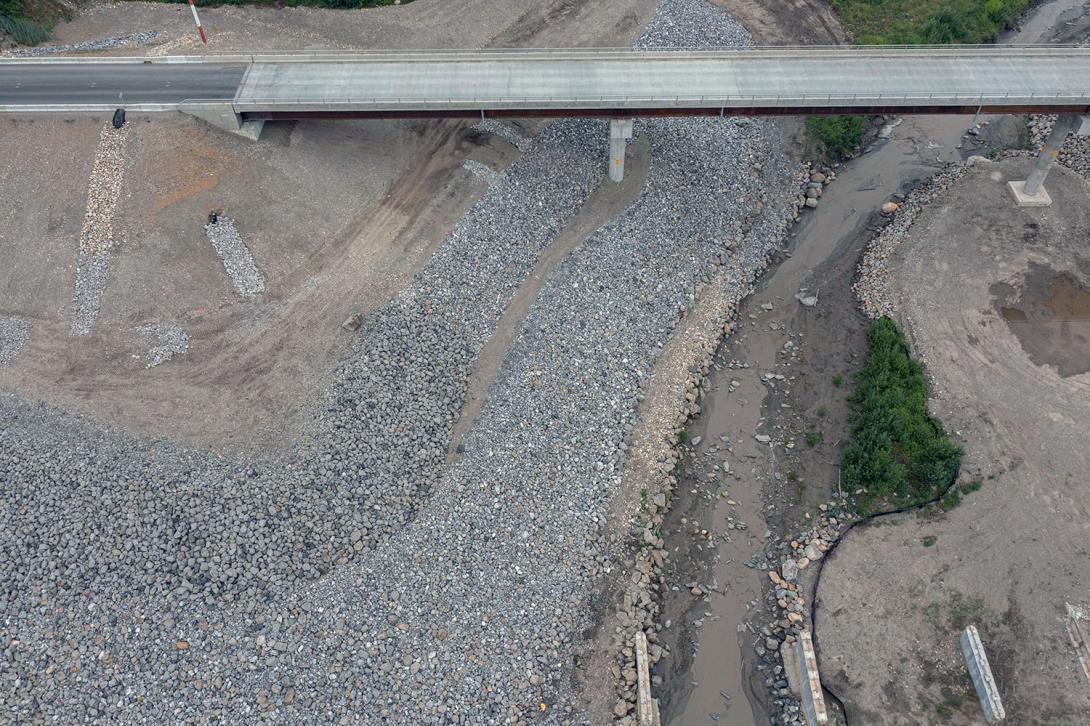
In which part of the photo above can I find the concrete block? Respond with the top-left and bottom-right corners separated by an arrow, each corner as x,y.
635,631 -> 660,726
795,630 -> 828,725
780,640 -> 802,697
1076,115 -> 1090,137
1007,180 -> 1052,208
961,625 -> 1005,723
1064,603 -> 1090,688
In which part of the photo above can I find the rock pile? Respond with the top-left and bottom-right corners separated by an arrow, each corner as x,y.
136,322 -> 190,368
1028,113 -> 1090,179
757,507 -> 854,725
0,316 -> 30,366
2,31 -> 161,58
0,109 -> 606,723
205,216 -> 266,299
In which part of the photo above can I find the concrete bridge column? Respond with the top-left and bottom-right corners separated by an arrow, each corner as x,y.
609,118 -> 634,183
1009,114 -> 1090,206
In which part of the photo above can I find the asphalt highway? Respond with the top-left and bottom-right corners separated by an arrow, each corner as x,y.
0,63 -> 246,106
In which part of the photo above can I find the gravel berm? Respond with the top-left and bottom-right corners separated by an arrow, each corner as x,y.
0,0 -> 801,722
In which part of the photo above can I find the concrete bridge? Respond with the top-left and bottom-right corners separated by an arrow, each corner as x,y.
2,46 -> 1089,200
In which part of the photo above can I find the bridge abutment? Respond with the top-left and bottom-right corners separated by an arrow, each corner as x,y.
179,102 -> 264,141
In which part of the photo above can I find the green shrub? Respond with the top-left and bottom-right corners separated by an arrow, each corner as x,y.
806,115 -> 865,159
830,0 -> 1030,45
0,13 -> 50,45
841,318 -> 962,515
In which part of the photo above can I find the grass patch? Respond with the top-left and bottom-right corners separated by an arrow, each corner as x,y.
937,477 -> 982,512
830,0 -> 1030,44
0,12 -> 49,44
841,318 -> 962,515
805,116 -> 866,159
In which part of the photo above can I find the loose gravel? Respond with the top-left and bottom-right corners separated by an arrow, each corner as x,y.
1029,113 -> 1090,179
0,1 -> 802,722
205,217 -> 266,299
70,123 -> 129,337
136,322 -> 190,368
473,119 -> 533,152
462,158 -> 503,185
0,316 -> 30,366
69,251 -> 113,337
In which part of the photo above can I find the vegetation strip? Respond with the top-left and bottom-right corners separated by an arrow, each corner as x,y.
842,317 -> 962,516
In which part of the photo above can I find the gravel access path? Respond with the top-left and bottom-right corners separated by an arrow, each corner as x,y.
70,123 -> 130,337
0,1 -> 801,722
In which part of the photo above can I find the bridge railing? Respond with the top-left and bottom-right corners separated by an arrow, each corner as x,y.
226,91 -> 1090,111
4,44 -> 1089,66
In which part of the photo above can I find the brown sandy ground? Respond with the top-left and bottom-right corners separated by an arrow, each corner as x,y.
817,158 -> 1090,724
0,0 -> 661,455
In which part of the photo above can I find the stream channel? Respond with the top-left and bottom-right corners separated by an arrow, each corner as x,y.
659,1 -> 1089,723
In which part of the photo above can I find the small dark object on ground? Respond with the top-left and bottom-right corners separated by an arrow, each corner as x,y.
208,211 -> 218,225
112,108 -> 126,129
341,313 -> 362,332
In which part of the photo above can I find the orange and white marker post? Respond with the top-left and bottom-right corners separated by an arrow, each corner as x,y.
188,0 -> 208,44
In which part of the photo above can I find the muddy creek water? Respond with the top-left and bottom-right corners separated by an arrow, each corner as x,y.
663,1 -> 1085,723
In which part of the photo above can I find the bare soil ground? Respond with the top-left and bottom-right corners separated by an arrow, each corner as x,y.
709,0 -> 847,44
816,159 -> 1090,723
0,0 -> 662,455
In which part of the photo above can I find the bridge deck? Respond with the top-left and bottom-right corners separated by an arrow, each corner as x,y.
1,47 -> 1089,117
234,47 -> 1090,116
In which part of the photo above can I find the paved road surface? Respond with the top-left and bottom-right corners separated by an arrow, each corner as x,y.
0,63 -> 246,106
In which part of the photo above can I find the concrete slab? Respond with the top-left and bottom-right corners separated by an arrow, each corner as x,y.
1007,180 -> 1053,207
961,625 -> 1006,724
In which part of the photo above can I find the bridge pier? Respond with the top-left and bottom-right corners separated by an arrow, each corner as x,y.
609,118 -> 634,183
1009,114 -> 1090,207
